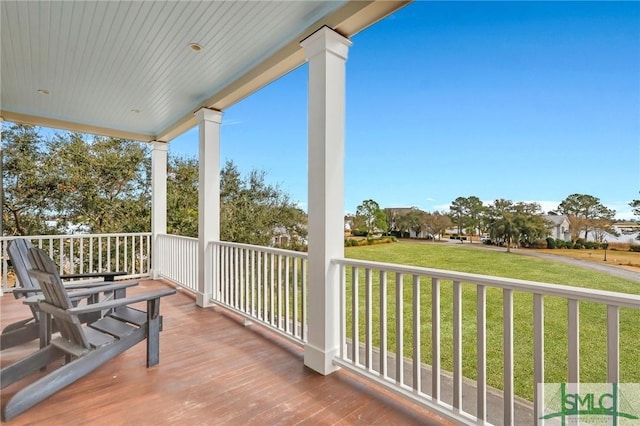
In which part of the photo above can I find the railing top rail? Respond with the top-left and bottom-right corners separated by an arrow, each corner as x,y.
333,257 -> 640,309
1,232 -> 151,242
157,234 -> 198,242
211,240 -> 308,259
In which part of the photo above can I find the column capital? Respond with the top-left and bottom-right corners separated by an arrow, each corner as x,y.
195,108 -> 222,124
301,26 -> 352,61
150,140 -> 169,152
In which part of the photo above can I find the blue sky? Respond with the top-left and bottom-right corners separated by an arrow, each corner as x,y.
170,1 -> 640,219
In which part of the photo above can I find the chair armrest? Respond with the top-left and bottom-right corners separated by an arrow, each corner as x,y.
13,281 -> 139,296
22,282 -> 141,305
61,271 -> 128,282
62,282 -> 140,299
65,289 -> 176,315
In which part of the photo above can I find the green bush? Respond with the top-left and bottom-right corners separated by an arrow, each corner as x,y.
344,239 -> 358,247
546,237 -> 556,249
555,239 -> 566,249
573,242 -> 583,249
584,241 -> 596,249
351,229 -> 368,237
532,239 -> 548,249
565,241 -> 574,249
630,245 -> 640,252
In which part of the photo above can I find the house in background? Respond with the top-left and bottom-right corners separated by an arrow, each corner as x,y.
544,214 -> 571,241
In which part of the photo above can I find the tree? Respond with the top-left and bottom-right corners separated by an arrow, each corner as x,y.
423,211 -> 452,240
486,200 -> 549,252
631,195 -> 640,217
2,123 -> 60,236
167,156 -> 199,237
462,196 -> 485,242
556,194 -> 616,241
48,133 -> 151,233
631,195 -> 640,241
449,196 -> 485,242
354,199 -> 387,237
449,197 -> 466,238
487,199 -> 518,252
219,161 -> 305,246
512,202 -> 551,247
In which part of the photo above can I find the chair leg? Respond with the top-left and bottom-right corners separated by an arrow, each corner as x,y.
0,322 -> 40,351
146,298 -> 162,367
147,316 -> 161,367
2,330 -> 145,421
0,345 -> 64,390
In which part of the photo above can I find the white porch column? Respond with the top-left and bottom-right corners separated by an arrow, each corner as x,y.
151,141 -> 168,280
301,26 -> 351,375
195,108 -> 222,307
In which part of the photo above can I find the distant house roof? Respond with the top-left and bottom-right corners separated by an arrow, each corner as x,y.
544,214 -> 569,225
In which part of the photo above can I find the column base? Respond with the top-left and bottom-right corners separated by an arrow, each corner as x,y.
195,292 -> 214,308
304,342 -> 340,375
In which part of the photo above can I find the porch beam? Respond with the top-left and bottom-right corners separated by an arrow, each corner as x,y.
151,141 -> 168,280
301,26 -> 351,375
195,108 -> 222,307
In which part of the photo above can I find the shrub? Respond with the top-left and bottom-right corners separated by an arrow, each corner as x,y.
573,242 -> 583,249
351,229 -> 368,237
630,245 -> 640,252
555,239 -> 566,249
532,239 -> 547,249
584,241 -> 596,249
565,242 -> 574,249
546,237 -> 556,249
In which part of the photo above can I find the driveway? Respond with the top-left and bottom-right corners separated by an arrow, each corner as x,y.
514,249 -> 640,283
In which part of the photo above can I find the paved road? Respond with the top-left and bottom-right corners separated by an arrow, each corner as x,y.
508,249 -> 640,283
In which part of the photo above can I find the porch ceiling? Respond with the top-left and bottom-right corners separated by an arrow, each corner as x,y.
0,1 -> 409,142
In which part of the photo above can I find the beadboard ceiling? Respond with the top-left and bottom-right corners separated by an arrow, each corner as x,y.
1,1 -> 409,142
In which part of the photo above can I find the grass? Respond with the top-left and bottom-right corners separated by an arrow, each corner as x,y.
343,241 -> 640,402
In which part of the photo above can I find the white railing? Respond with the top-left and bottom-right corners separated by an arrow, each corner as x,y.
156,234 -> 198,293
332,257 -> 640,426
211,241 -> 308,346
1,233 -> 152,293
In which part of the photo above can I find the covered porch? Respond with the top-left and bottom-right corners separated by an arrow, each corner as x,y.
1,1 -> 639,424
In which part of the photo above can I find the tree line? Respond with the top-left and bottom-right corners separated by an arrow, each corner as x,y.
3,123 -> 638,250
1,123 -> 306,247
352,192 -> 639,251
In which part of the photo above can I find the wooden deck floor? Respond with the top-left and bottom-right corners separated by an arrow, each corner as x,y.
1,280 -> 451,425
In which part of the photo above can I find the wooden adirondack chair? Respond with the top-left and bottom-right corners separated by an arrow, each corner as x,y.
0,247 -> 175,421
1,238 -> 135,350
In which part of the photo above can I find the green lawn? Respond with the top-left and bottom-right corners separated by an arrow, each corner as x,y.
343,241 -> 640,401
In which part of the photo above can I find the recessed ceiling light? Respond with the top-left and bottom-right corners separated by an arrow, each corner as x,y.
189,43 -> 203,52
37,89 -> 50,95
131,109 -> 140,114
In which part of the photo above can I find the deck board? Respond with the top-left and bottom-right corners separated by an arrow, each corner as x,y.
1,280 -> 451,425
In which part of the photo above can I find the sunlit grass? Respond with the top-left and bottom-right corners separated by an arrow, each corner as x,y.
343,241 -> 640,401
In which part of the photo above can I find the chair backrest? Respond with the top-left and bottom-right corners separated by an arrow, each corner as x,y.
7,239 -> 40,298
27,247 -> 90,350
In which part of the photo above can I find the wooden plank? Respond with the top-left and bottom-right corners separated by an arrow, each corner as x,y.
89,317 -> 136,338
110,307 -> 147,326
1,280 -> 451,425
